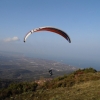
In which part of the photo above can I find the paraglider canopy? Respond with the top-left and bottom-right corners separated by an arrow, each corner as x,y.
24,26 -> 71,43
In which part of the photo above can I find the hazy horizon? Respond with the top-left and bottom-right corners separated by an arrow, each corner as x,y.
0,50 -> 99,71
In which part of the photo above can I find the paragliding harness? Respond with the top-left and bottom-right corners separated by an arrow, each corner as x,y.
48,70 -> 53,76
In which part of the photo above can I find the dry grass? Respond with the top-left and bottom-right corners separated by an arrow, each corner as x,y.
8,80 -> 100,100
4,69 -> 100,100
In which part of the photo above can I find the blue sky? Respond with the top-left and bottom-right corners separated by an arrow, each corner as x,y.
0,0 -> 100,70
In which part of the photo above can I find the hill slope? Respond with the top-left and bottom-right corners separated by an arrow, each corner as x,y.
1,68 -> 100,100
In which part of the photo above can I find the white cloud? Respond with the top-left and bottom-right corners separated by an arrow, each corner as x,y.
3,36 -> 20,42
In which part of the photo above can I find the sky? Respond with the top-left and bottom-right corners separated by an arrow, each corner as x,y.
0,0 -> 100,70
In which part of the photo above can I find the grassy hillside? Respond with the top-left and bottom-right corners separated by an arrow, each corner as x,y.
1,68 -> 100,100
